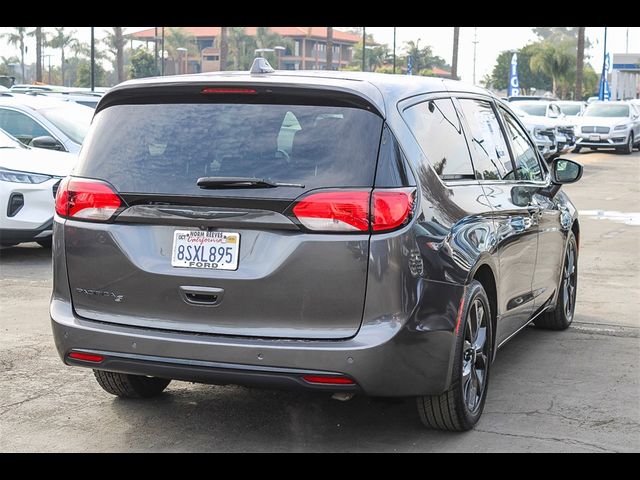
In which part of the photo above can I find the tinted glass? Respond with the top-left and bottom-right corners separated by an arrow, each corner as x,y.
558,104 -> 582,116
403,98 -> 474,180
38,104 -> 93,144
584,104 -> 629,117
501,111 -> 543,181
375,124 -> 416,187
517,103 -> 547,116
0,108 -> 50,143
457,99 -> 511,180
76,103 -> 383,198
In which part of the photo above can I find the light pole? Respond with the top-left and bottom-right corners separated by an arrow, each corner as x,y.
393,27 -> 396,75
362,27 -> 366,72
42,54 -> 52,84
472,27 -> 478,85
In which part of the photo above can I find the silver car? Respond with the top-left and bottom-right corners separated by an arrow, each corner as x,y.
513,100 -> 576,154
0,93 -> 93,153
573,101 -> 640,154
507,103 -> 558,159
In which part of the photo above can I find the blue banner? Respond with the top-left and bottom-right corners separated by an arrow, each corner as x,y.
407,55 -> 413,76
599,53 -> 611,101
508,53 -> 520,97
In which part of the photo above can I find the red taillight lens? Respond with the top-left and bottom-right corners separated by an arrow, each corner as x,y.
293,191 -> 370,232
302,375 -> 355,385
201,87 -> 257,94
55,177 -> 122,221
372,188 -> 415,232
68,351 -> 104,363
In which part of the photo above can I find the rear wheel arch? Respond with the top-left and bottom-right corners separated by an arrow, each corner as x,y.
471,263 -> 498,361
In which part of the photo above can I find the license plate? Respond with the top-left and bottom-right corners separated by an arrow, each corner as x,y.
589,134 -> 601,141
556,134 -> 567,143
171,230 -> 240,270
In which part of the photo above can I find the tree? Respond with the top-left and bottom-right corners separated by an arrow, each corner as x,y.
254,27 -> 292,68
228,27 -> 255,70
451,27 -> 460,80
575,27 -> 586,101
28,27 -> 45,82
1,27 -> 27,82
103,27 -> 126,83
529,39 -> 575,97
129,48 -> 156,78
326,27 -> 333,70
219,27 -> 228,71
488,46 -> 552,92
351,41 -> 389,72
47,27 -> 78,86
77,60 -> 106,87
0,56 -> 20,77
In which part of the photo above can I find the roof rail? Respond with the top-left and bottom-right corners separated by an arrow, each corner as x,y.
250,57 -> 275,74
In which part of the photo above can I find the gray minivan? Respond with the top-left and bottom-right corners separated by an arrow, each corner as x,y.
51,62 -> 582,431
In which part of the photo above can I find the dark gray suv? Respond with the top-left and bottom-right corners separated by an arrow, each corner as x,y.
51,63 -> 582,431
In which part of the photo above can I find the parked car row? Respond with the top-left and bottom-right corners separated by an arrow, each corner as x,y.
506,96 -> 640,156
0,89 -> 101,246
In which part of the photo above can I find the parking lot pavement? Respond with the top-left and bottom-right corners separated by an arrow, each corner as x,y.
1,151 -> 639,452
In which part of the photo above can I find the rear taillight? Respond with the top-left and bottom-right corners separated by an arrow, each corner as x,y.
55,177 -> 122,222
372,188 -> 415,232
293,191 -> 370,232
292,188 -> 415,233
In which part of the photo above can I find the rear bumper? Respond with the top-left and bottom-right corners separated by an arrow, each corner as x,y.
51,290 -> 461,397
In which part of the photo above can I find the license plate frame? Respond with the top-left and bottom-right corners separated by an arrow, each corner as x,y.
171,230 -> 240,271
589,134 -> 601,141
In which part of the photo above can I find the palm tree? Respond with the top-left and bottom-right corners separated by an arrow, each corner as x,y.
228,27 -> 254,70
529,40 -> 575,97
326,27 -> 333,70
1,27 -> 27,82
219,27 -> 228,71
451,27 -> 460,80
47,27 -> 78,86
575,27 -> 585,100
103,27 -> 126,83
27,27 -> 45,82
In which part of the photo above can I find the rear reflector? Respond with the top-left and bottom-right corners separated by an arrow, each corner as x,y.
68,351 -> 104,363
293,191 -> 370,232
201,87 -> 257,94
55,177 -> 122,221
372,188 -> 415,232
302,375 -> 355,385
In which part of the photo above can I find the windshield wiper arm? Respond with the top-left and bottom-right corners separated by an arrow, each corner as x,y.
197,176 -> 305,189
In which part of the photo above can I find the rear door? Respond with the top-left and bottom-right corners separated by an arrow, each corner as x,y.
63,91 -> 384,339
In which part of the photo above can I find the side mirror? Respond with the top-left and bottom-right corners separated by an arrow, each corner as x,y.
540,158 -> 583,198
551,158 -> 583,184
29,135 -> 64,151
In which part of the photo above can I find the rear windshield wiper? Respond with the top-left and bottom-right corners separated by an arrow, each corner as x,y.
197,177 -> 305,189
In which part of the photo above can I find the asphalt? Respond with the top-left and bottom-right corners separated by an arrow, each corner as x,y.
0,150 -> 638,452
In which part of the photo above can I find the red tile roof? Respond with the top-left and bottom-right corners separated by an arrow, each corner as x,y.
129,27 -> 362,44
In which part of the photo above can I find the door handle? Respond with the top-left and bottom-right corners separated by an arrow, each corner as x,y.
179,286 -> 224,306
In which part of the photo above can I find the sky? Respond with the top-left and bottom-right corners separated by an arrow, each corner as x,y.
1,26 -> 638,85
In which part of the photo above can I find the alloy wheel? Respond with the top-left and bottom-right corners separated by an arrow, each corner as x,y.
462,298 -> 489,413
563,243 -> 577,320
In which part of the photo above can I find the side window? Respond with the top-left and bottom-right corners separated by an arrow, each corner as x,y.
375,124 -> 416,187
0,108 -> 50,145
501,110 -> 544,181
402,98 -> 474,180
456,98 -> 512,180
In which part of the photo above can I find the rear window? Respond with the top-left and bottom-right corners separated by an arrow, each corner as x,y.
75,103 -> 383,198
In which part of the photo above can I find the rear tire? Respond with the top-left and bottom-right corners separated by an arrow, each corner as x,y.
93,370 -> 171,398
417,280 -> 492,431
623,133 -> 634,155
535,232 -> 578,330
